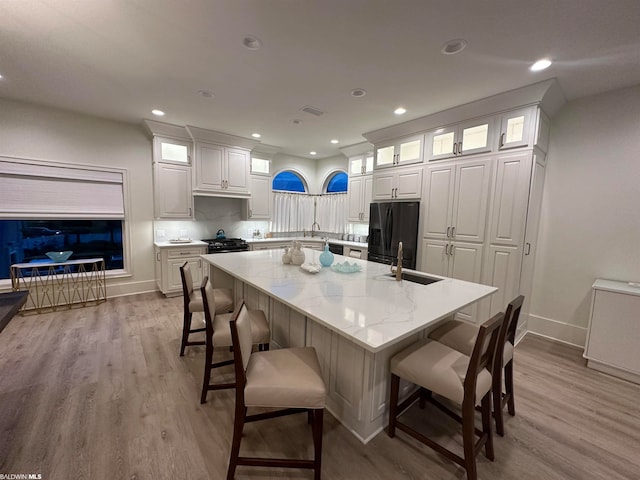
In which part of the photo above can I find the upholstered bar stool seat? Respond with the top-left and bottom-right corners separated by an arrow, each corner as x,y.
390,339 -> 492,406
429,295 -> 524,436
227,301 -> 326,480
179,261 -> 234,356
200,277 -> 270,404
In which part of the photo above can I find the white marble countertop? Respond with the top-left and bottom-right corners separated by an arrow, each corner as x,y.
154,240 -> 208,248
202,249 -> 497,352
246,237 -> 368,248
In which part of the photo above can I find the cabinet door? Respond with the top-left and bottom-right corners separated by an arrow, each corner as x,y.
397,135 -> 423,165
420,239 -> 449,276
427,126 -> 457,161
361,175 -> 373,222
489,152 -> 532,246
225,148 -> 249,192
374,144 -> 395,169
484,244 -> 522,317
348,176 -> 364,221
451,160 -> 491,243
459,117 -> 493,156
498,107 -> 534,150
154,136 -> 191,165
423,164 -> 455,239
195,143 -> 224,190
168,257 -> 200,292
448,241 -> 484,322
153,163 -> 193,218
372,172 -> 394,200
395,167 -> 423,199
248,175 -> 271,219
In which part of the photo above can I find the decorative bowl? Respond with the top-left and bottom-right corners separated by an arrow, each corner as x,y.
331,261 -> 362,273
46,250 -> 73,263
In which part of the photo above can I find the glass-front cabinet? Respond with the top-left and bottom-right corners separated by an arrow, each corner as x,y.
374,134 -> 423,169
349,154 -> 374,176
498,107 -> 534,151
427,116 -> 493,161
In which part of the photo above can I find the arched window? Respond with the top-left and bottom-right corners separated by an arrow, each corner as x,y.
272,171 -> 306,192
325,171 -> 348,193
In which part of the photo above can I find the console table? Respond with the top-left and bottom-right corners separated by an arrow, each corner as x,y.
10,258 -> 107,314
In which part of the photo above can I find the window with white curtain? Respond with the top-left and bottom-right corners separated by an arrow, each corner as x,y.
271,192 -> 347,233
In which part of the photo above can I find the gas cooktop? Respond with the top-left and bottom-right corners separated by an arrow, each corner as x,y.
202,237 -> 249,253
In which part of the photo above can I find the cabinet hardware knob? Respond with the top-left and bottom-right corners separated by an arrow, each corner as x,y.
451,226 -> 456,237
458,141 -> 462,154
525,242 -> 531,255
445,244 -> 449,255
446,226 -> 451,238
499,133 -> 506,148
450,244 -> 455,255
453,142 -> 457,155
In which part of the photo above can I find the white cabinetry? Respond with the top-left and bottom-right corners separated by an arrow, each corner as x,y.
482,151 -> 532,317
372,165 -> 423,201
374,134 -> 423,169
246,174 -> 272,219
143,120 -> 194,219
584,279 -> 640,384
155,244 -> 207,297
348,175 -> 373,222
187,125 -> 258,199
348,154 -> 374,176
426,116 -> 494,161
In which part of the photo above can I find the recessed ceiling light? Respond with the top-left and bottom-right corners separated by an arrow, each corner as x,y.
242,35 -> 262,50
441,39 -> 467,55
152,109 -> 165,116
251,133 -> 261,138
351,88 -> 367,98
330,139 -> 339,144
291,119 -> 303,124
530,58 -> 552,72
198,89 -> 215,98
0,74 -> 4,80
394,107 -> 407,115
309,151 -> 317,156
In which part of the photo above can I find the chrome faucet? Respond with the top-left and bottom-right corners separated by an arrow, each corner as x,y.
311,222 -> 320,238
391,241 -> 403,281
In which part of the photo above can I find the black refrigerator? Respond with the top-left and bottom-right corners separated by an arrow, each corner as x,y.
367,201 -> 420,269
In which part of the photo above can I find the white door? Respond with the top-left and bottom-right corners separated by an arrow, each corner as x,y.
451,159 -> 492,243
196,143 -> 224,190
361,175 -> 373,222
249,175 -> 272,219
484,244 -> 522,317
154,163 -> 193,218
226,148 -> 249,192
348,177 -> 364,221
395,168 -> 423,199
372,172 -> 394,200
420,239 -> 449,276
423,164 -> 455,240
449,241 -> 484,322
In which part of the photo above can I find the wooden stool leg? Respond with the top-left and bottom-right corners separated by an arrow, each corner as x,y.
481,393 -> 495,461
200,343 -> 213,404
387,374 -> 400,438
505,360 -> 515,416
493,364 -> 505,437
312,409 -> 324,480
180,311 -> 192,356
462,398 -> 478,480
227,406 -> 246,480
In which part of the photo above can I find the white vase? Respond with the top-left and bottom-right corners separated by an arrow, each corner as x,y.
290,241 -> 305,265
282,247 -> 291,264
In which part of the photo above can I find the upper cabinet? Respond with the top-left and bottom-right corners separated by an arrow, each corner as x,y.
143,120 -> 195,219
347,174 -> 373,222
374,134 -> 423,169
426,116 -> 494,161
187,126 -> 259,199
246,174 -> 272,219
348,154 -> 374,176
372,165 -> 423,201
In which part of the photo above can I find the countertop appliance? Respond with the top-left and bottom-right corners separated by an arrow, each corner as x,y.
328,243 -> 344,255
202,237 -> 249,254
367,201 -> 420,269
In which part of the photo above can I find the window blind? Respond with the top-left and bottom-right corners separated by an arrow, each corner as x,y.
0,158 -> 125,219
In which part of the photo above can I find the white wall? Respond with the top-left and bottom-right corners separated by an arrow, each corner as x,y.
0,98 -> 156,296
316,154 -> 348,192
529,84 -> 640,346
271,153 -> 318,192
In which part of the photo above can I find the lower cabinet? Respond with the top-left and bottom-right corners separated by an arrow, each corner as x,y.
155,245 -> 207,297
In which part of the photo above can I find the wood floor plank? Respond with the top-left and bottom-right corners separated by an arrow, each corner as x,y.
1,293 -> 639,479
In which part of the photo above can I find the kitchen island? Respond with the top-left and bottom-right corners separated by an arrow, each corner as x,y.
202,249 -> 497,442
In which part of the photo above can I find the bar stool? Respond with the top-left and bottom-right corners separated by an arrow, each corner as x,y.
388,312 -> 504,480
179,261 -> 233,356
227,300 -> 326,480
200,277 -> 271,404
428,295 -> 524,436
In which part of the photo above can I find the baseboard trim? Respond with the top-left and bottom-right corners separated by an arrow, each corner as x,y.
527,313 -> 587,349
106,279 -> 158,298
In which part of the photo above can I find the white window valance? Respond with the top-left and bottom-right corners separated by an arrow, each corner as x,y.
0,157 -> 125,219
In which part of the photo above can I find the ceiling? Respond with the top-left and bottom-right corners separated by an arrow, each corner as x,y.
1,0 -> 639,159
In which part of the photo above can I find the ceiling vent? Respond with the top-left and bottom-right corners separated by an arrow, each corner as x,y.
300,105 -> 325,117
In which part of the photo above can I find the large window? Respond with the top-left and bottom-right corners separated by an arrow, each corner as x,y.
272,171 -> 307,192
325,171 -> 348,193
0,157 -> 128,280
0,220 -> 123,279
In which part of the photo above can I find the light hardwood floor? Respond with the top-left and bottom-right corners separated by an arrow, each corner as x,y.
1,292 -> 639,479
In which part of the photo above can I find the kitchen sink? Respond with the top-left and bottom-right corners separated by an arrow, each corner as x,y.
386,272 -> 442,285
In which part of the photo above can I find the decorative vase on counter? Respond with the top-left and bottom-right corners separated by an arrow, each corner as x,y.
290,241 -> 305,266
319,244 -> 334,267
282,247 -> 291,264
